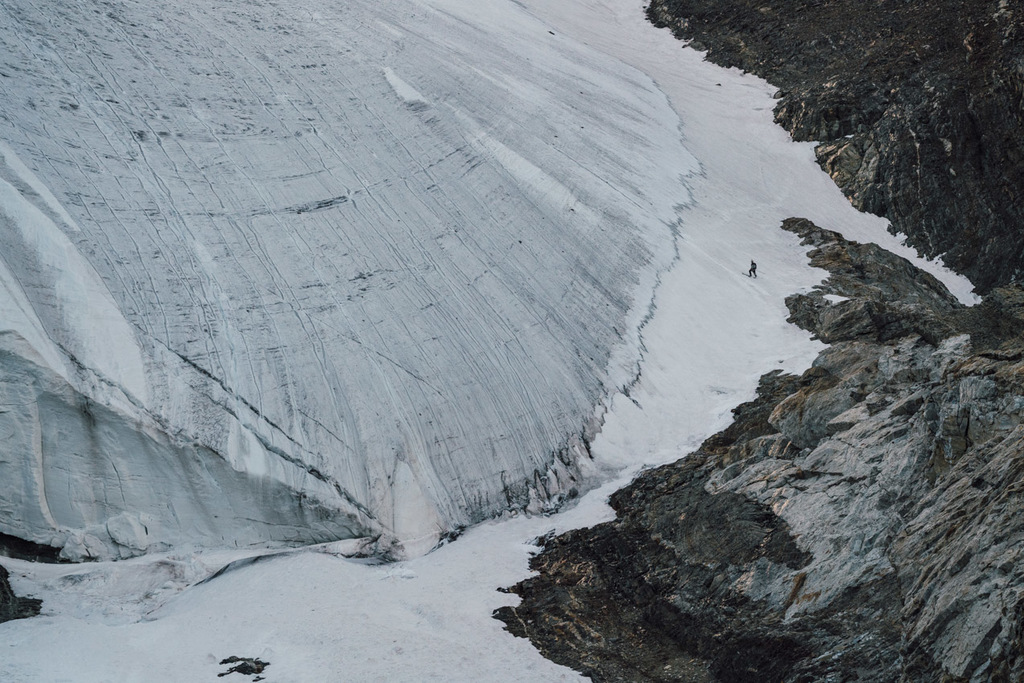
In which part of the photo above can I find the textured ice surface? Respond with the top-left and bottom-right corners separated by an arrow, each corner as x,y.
0,0 -> 984,679
0,0 -> 695,557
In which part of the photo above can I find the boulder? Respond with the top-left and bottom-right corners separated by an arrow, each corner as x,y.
0,564 -> 41,624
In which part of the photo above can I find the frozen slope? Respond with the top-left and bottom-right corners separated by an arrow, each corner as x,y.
0,0 -> 697,558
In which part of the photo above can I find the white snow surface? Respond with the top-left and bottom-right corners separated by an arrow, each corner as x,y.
0,0 -> 978,679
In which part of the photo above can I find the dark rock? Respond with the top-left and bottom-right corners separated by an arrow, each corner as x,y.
0,564 -> 42,624
781,217 -> 961,345
217,656 -> 269,678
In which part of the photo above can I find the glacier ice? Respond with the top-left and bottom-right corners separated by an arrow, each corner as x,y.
0,0 -> 697,559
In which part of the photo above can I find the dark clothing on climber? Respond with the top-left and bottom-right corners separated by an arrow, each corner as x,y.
748,261 -> 757,278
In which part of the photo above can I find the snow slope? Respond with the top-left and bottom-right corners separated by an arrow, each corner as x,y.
0,0 -> 979,680
0,0 -> 699,559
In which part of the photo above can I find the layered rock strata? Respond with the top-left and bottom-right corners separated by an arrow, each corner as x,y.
497,218 -> 1024,682
647,0 -> 1024,293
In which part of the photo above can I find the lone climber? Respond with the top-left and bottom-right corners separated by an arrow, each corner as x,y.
748,260 -> 757,278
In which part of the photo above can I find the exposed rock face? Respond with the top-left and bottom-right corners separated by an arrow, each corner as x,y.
0,564 -> 41,624
497,219 -> 1024,681
647,0 -> 1024,293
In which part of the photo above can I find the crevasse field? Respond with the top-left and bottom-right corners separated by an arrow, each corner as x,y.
0,0 -> 975,680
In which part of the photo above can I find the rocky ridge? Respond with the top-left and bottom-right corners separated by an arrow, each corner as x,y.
647,0 -> 1024,294
497,218 -> 1024,682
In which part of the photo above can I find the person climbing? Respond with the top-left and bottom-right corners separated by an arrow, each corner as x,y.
748,260 -> 757,278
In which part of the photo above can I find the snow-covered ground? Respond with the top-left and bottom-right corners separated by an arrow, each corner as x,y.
0,0 -> 977,680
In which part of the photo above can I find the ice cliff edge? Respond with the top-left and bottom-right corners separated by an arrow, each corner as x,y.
0,0 -> 694,560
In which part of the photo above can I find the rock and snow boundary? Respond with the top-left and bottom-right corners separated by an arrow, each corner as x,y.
502,220 -> 1024,681
0,0 -> 979,680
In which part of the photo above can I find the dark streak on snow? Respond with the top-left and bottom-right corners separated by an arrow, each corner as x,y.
289,195 -> 348,214
168,349 -> 377,521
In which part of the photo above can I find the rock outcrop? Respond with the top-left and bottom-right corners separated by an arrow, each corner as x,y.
497,219 -> 1024,682
647,0 -> 1024,294
0,564 -> 41,624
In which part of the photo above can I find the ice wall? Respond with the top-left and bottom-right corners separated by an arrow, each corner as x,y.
0,0 -> 695,558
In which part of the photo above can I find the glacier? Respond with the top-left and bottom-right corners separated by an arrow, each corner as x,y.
0,0 -> 984,680
0,0 -> 702,560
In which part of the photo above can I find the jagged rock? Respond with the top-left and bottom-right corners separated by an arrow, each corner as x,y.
815,135 -> 880,211
217,656 -> 269,679
496,371 -> 818,683
768,343 -> 878,450
497,219 -> 1024,682
782,217 -> 960,346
